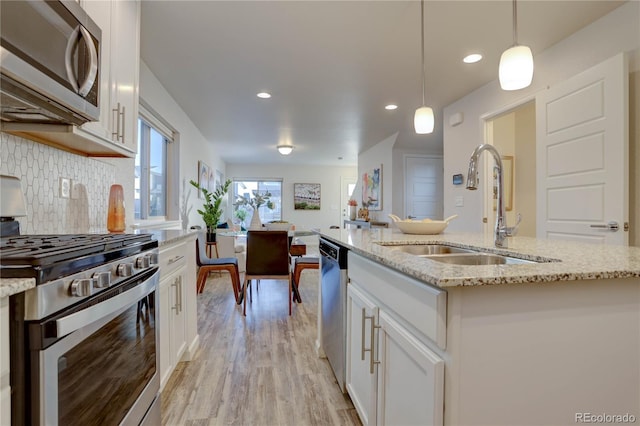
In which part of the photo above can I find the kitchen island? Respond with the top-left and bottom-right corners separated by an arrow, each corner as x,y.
319,228 -> 640,426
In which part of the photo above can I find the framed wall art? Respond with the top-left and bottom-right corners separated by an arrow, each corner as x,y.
197,161 -> 211,199
294,183 -> 321,210
362,165 -> 382,210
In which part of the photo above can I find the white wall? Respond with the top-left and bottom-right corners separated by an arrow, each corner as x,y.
443,1 -> 640,240
139,61 -> 226,230
225,163 -> 357,231
353,133 -> 397,224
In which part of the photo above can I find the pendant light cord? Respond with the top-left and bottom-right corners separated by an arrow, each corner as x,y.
420,0 -> 425,107
512,0 -> 518,46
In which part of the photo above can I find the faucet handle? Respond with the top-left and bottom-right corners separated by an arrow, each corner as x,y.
505,213 -> 522,237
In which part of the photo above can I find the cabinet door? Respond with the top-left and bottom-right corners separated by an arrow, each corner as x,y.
158,276 -> 173,388
110,0 -> 140,153
170,273 -> 187,364
79,0 -> 113,141
158,266 -> 187,390
377,310 -> 444,426
346,284 -> 378,426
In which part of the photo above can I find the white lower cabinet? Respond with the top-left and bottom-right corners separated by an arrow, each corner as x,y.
346,252 -> 445,426
159,242 -> 188,389
1,297 -> 10,426
376,310 -> 444,426
346,285 -> 379,425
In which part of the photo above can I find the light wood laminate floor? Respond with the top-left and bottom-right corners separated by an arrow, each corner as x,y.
161,267 -> 361,425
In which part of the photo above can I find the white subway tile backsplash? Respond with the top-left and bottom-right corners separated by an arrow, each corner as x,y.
1,133 -> 115,234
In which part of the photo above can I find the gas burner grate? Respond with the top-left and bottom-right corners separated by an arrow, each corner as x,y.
0,233 -> 155,267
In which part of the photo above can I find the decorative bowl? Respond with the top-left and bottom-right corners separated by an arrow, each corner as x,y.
388,214 -> 458,235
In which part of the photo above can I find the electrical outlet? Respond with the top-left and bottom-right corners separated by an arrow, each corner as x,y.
455,195 -> 464,207
59,177 -> 70,199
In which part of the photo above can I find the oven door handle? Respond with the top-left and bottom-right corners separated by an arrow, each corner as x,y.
55,270 -> 159,338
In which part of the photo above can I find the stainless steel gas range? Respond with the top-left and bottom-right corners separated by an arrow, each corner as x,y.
1,232 -> 161,426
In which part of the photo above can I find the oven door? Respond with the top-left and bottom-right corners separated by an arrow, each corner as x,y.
35,268 -> 160,426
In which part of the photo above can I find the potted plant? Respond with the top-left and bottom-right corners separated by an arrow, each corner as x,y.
189,178 -> 232,242
234,190 -> 275,230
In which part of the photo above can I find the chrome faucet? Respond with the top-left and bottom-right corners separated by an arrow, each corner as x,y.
466,144 -> 521,248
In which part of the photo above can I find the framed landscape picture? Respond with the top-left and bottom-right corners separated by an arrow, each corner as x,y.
294,183 -> 321,210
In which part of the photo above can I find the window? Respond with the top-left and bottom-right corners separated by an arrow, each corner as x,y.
232,179 -> 282,226
135,104 -> 177,221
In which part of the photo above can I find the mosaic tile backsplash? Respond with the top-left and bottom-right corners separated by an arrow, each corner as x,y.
1,133 -> 115,234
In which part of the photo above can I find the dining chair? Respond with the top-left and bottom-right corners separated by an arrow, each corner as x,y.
243,230 -> 292,316
291,256 -> 319,303
195,232 -> 242,304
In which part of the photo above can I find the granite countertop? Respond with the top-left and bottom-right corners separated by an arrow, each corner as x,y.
318,228 -> 640,288
134,228 -> 198,247
0,278 -> 36,298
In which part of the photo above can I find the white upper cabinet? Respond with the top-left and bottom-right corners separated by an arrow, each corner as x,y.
79,0 -> 140,156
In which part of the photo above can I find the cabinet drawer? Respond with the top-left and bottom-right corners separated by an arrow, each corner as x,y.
348,252 -> 447,350
160,242 -> 188,278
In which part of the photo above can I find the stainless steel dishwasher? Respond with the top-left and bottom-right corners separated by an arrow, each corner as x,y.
319,237 -> 349,393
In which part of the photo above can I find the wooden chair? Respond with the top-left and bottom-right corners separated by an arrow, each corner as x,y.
291,256 -> 319,303
243,230 -> 292,316
195,233 -> 242,304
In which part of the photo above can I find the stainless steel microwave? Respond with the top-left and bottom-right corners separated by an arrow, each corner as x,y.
0,0 -> 101,125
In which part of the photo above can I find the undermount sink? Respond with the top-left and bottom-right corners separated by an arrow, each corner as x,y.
387,244 -> 475,256
379,243 -> 539,265
424,253 -> 536,265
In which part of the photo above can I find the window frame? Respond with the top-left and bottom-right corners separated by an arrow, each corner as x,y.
135,100 -> 179,223
232,178 -> 283,225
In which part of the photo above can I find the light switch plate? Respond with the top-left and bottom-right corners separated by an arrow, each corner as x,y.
70,180 -> 80,199
455,196 -> 464,207
59,177 -> 70,199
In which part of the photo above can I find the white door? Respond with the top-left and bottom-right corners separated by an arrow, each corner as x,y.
341,175 -> 357,222
405,156 -> 443,220
536,53 -> 628,245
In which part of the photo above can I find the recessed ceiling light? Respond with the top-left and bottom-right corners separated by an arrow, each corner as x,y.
463,54 -> 483,64
257,92 -> 271,99
385,104 -> 398,110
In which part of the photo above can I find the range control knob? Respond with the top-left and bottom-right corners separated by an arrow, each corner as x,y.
70,279 -> 94,297
92,271 -> 111,288
117,263 -> 134,277
135,256 -> 150,268
146,253 -> 159,265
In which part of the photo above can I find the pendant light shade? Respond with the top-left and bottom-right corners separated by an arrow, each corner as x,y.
499,0 -> 533,91
277,145 -> 293,155
499,45 -> 533,90
414,0 -> 434,134
414,106 -> 434,134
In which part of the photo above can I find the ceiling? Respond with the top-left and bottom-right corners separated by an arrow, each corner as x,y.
140,0 -> 625,167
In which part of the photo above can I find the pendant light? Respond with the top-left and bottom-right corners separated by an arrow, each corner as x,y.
277,144 -> 293,155
499,0 -> 534,91
414,0 -> 434,134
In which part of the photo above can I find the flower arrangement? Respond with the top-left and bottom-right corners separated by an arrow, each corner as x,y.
234,190 -> 275,210
347,199 -> 358,206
